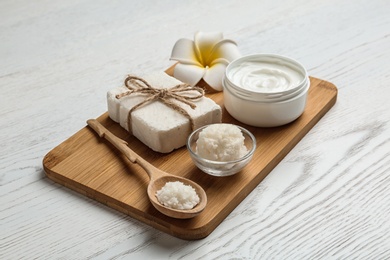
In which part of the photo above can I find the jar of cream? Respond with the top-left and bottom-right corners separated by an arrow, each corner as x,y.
223,54 -> 310,127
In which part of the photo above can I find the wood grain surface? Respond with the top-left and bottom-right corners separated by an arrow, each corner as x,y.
1,0 -> 390,258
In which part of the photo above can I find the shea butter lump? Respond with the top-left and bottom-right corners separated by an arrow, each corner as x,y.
156,181 -> 200,210
196,124 -> 248,161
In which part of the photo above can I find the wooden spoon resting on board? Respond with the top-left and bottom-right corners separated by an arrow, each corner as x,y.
86,119 -> 207,219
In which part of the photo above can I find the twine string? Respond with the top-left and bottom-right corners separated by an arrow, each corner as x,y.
115,75 -> 204,133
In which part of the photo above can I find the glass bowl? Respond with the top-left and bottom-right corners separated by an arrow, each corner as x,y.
186,124 -> 256,177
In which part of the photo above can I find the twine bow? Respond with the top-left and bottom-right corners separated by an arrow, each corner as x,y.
116,75 -> 205,133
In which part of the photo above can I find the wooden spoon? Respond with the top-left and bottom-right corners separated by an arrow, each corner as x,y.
87,119 -> 207,219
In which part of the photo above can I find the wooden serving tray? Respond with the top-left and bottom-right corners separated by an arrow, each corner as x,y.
43,75 -> 337,240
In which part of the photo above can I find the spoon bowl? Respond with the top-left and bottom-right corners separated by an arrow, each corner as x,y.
147,175 -> 207,219
87,119 -> 207,219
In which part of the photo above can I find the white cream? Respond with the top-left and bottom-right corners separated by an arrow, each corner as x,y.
228,60 -> 304,93
224,54 -> 310,127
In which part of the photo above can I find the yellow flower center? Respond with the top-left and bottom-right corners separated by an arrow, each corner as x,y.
195,42 -> 220,68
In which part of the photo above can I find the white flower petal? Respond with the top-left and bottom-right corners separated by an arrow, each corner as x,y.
173,63 -> 205,86
170,38 -> 202,66
202,62 -> 228,91
209,57 -> 229,67
170,32 -> 242,92
194,31 -> 224,65
211,39 -> 241,62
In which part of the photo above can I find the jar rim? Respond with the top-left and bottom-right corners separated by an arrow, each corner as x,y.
225,53 -> 309,96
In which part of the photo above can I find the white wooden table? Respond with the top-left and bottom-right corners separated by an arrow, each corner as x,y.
1,0 -> 389,259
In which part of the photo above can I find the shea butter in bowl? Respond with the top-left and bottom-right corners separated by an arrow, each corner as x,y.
187,123 -> 256,177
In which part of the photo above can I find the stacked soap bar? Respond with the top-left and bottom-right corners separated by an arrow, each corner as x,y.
107,72 -> 222,153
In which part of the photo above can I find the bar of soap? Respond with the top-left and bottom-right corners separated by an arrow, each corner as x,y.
107,72 -> 222,153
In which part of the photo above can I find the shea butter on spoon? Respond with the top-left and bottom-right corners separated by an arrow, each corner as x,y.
156,181 -> 200,210
87,119 -> 207,219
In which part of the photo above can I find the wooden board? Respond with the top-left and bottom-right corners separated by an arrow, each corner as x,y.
43,76 -> 337,240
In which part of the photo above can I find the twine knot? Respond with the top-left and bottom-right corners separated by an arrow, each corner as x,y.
116,75 -> 205,133
158,89 -> 168,98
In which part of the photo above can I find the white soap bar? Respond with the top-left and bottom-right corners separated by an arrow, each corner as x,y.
107,72 -> 222,153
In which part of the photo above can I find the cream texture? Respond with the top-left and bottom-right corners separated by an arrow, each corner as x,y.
196,124 -> 248,161
155,181 -> 200,210
107,72 -> 222,153
228,61 -> 304,93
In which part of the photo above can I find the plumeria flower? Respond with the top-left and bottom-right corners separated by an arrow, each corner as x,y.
170,31 -> 241,92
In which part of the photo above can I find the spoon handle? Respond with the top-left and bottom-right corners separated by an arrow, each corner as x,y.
87,119 -> 160,179
87,119 -> 137,162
